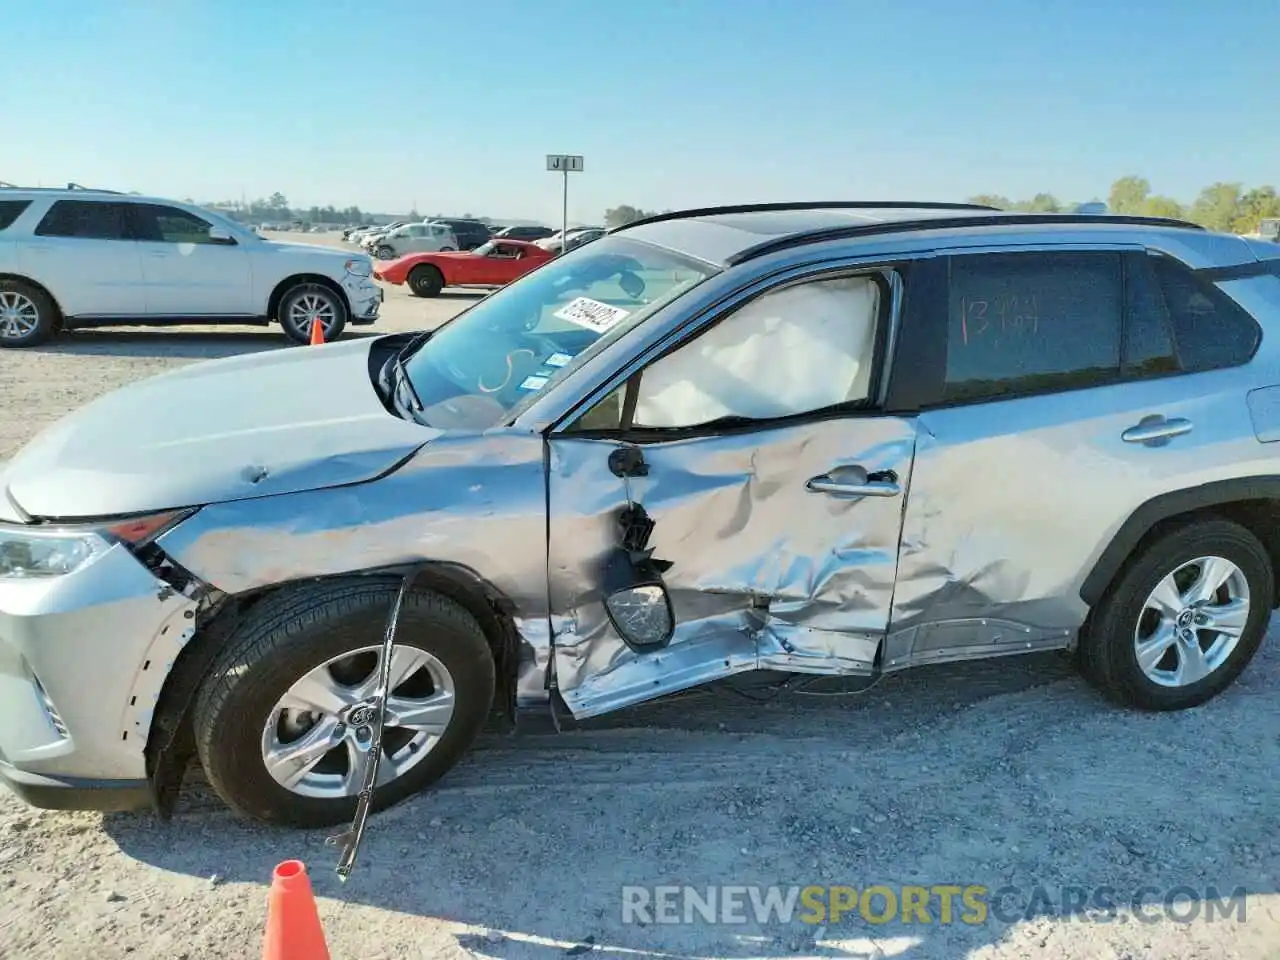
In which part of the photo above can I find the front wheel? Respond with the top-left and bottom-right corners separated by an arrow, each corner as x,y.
192,580 -> 496,827
375,245 -> 396,260
1079,519 -> 1273,711
277,282 -> 348,344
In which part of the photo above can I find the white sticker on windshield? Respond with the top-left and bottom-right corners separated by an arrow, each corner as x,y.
553,297 -> 631,333
545,352 -> 573,367
519,375 -> 549,391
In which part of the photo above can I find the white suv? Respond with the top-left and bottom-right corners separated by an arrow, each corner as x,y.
0,189 -> 383,347
365,222 -> 458,260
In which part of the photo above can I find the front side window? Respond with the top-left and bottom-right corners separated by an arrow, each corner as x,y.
630,275 -> 882,429
400,236 -> 717,429
942,252 -> 1123,403
34,200 -> 132,241
131,204 -> 222,244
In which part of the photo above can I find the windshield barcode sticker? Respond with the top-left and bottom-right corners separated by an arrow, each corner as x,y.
519,375 -> 549,391
553,297 -> 630,333
545,352 -> 573,367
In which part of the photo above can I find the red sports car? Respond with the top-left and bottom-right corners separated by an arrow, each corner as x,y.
373,238 -> 554,298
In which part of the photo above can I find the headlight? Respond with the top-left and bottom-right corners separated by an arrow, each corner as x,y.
0,509 -> 192,580
345,258 -> 372,278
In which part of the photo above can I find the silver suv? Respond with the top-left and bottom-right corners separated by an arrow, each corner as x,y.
2,201 -> 1279,828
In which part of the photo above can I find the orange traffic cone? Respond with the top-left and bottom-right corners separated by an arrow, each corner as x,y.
309,318 -> 325,346
261,860 -> 331,960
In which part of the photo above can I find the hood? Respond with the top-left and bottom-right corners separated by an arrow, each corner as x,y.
2,337 -> 440,520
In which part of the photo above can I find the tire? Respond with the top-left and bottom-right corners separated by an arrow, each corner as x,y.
192,579 -> 496,828
1079,518 -> 1273,711
277,282 -> 348,345
439,246 -> 456,252
375,245 -> 396,260
0,280 -> 57,348
408,265 -> 445,298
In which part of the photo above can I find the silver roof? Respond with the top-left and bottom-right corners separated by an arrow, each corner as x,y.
612,206 -> 1231,269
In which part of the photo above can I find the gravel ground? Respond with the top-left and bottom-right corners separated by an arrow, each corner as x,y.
1,235 -> 1278,959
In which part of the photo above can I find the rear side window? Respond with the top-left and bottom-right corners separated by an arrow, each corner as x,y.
34,200 -> 132,241
1148,255 -> 1261,372
943,252 -> 1123,403
0,200 -> 31,231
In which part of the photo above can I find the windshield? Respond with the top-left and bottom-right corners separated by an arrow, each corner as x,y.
401,235 -> 717,429
471,240 -> 497,256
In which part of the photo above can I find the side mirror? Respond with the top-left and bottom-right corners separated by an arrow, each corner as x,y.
602,547 -> 674,650
207,225 -> 236,245
618,270 -> 646,299
600,495 -> 675,650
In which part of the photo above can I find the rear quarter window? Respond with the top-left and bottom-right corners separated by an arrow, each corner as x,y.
0,200 -> 31,231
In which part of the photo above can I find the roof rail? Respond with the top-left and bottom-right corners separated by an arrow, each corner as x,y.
0,181 -> 16,189
66,182 -> 123,194
725,212 -> 1207,266
609,200 -> 1000,233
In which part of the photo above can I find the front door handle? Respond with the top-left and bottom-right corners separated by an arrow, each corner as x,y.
806,466 -> 901,498
1122,415 -> 1193,446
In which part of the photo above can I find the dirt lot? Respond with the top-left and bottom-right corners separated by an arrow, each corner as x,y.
1,234 -> 1278,959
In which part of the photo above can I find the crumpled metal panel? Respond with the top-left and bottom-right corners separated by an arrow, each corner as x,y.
547,419 -> 916,717
157,431 -> 553,687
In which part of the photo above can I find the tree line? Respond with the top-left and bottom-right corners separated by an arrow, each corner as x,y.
970,176 -> 1280,234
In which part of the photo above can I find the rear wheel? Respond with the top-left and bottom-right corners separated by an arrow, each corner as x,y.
1079,519 -> 1272,711
376,245 -> 396,260
192,579 -> 496,827
277,282 -> 348,344
0,280 -> 56,348
408,265 -> 445,298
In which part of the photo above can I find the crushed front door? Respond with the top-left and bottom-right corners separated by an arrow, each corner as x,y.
547,417 -> 917,718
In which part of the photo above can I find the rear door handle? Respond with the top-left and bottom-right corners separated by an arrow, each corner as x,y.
1122,416 -> 1193,446
806,467 -> 901,498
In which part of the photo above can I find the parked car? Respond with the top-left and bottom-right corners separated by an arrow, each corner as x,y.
4,200 -> 1279,829
374,238 -> 553,296
493,225 -> 555,243
536,225 -> 605,254
0,189 -> 382,347
428,218 -> 491,251
350,222 -> 409,246
562,227 -> 606,252
366,222 -> 459,260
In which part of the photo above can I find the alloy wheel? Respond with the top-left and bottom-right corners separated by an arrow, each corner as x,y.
0,291 -> 39,341
260,644 -> 457,799
1134,555 -> 1250,688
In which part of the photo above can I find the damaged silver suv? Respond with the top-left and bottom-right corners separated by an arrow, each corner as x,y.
4,201 -> 1280,828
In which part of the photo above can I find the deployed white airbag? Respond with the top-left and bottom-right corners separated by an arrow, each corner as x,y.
634,276 -> 879,428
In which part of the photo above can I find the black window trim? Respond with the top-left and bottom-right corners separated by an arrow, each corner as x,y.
889,247 -> 1247,413
1146,250 -> 1263,371
561,262 -> 905,443
33,198 -> 136,242
0,199 -> 32,231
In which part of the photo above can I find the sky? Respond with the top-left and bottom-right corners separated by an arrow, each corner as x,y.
3,0 -> 1277,225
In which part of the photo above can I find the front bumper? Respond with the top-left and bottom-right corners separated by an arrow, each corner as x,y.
0,759 -> 151,812
345,275 -> 383,325
0,536 -> 199,810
